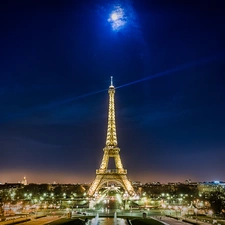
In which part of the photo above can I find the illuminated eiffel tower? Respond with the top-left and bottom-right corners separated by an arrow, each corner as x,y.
88,77 -> 135,196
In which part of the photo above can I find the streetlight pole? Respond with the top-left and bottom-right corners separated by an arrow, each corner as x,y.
174,206 -> 178,217
168,205 -> 172,216
182,206 -> 187,218
194,208 -> 198,222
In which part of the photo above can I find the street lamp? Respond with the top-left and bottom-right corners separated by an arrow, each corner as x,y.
174,206 -> 178,217
194,208 -> 198,221
182,206 -> 187,218
162,204 -> 166,217
35,206 -> 39,218
168,205 -> 172,216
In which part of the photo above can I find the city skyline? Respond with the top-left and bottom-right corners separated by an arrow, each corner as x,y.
1,0 -> 225,184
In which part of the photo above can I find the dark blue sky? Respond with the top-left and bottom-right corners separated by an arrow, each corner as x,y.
1,0 -> 225,183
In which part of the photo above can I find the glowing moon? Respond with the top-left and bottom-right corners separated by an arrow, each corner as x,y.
108,6 -> 127,31
111,13 -> 118,21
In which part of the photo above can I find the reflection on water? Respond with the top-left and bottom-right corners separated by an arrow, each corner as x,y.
90,217 -> 128,225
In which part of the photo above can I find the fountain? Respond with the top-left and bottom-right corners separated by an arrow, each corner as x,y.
114,212 -> 117,224
90,213 -> 99,225
90,211 -> 128,225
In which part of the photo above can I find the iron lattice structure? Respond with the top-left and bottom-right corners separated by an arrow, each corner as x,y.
88,77 -> 135,196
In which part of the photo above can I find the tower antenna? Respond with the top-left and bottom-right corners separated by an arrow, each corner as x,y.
110,76 -> 113,87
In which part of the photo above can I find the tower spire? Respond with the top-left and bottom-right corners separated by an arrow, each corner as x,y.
110,76 -> 113,87
106,77 -> 117,146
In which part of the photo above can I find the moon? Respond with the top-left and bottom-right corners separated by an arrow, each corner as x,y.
111,13 -> 118,21
108,6 -> 127,31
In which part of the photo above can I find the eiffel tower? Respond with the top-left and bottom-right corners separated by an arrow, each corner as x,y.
88,77 -> 135,197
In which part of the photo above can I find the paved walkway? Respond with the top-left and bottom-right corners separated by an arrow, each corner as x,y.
154,216 -> 210,225
20,216 -> 60,225
0,217 -> 30,225
0,216 -> 60,225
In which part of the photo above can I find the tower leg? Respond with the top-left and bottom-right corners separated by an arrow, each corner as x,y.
100,152 -> 109,170
115,154 -> 123,169
88,175 -> 103,196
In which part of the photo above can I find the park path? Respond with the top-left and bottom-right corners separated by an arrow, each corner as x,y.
19,216 -> 60,225
156,216 -> 210,225
0,216 -> 60,225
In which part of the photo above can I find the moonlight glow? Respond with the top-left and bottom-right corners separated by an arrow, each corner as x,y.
108,6 -> 127,31
111,13 -> 118,21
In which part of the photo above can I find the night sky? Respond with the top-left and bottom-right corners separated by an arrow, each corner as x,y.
1,0 -> 225,184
